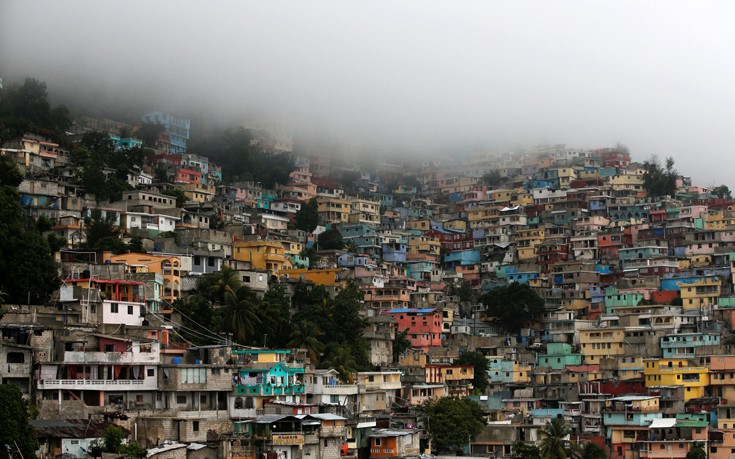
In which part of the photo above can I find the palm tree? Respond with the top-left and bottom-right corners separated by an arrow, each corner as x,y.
287,320 -> 325,364
222,285 -> 261,344
210,266 -> 242,304
321,344 -> 358,383
539,418 -> 572,459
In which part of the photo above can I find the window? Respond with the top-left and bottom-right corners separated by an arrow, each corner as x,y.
375,439 -> 381,446
193,421 -> 200,432
177,395 -> 187,404
147,369 -> 155,377
110,303 -> 119,313
181,368 -> 207,384
128,305 -> 134,315
104,344 -> 115,352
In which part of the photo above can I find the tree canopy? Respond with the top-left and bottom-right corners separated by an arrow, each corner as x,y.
318,228 -> 344,250
538,418 -> 572,459
481,283 -> 545,333
512,442 -> 541,459
711,184 -> 732,199
642,156 -> 678,197
0,384 -> 38,459
189,126 -> 294,188
482,170 -> 504,188
0,156 -> 59,304
420,397 -> 485,454
0,77 -> 71,141
455,351 -> 490,393
686,442 -> 706,459
295,198 -> 319,233
70,131 -> 147,202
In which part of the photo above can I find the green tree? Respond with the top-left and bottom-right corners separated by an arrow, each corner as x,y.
154,166 -> 171,184
84,211 -> 124,251
711,185 -> 732,199
538,418 -> 572,459
260,283 -> 294,347
197,266 -> 243,305
455,351 -> 490,393
482,170 -> 504,187
320,343 -> 358,383
445,280 -> 476,303
288,320 -> 325,364
295,198 -> 319,232
0,78 -> 71,140
2,230 -> 60,304
642,156 -> 678,197
103,424 -> 125,453
580,442 -> 608,459
0,156 -> 59,304
301,246 -> 320,269
176,295 -> 220,345
126,236 -> 147,254
137,122 -> 165,148
189,126 -> 294,187
50,104 -> 72,132
0,384 -> 38,459
0,155 -> 26,242
162,188 -> 187,208
392,328 -> 411,363
318,228 -> 344,250
119,441 -> 147,458
421,397 -> 485,454
482,283 -> 545,333
512,442 -> 541,459
221,285 -> 261,344
686,442 -> 706,459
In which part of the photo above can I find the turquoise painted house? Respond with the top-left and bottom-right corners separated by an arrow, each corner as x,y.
537,343 -> 582,370
661,333 -> 720,359
235,361 -> 305,396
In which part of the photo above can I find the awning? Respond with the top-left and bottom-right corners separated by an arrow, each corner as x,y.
649,418 -> 677,429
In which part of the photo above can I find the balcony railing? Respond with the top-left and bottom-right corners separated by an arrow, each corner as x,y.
38,378 -> 157,390
4,363 -> 31,375
63,351 -> 159,364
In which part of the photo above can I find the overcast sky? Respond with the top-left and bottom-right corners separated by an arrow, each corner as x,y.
2,1 -> 734,186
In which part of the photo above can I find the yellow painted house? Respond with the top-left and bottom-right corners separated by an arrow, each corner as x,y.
644,358 -> 710,401
579,327 -> 625,365
280,268 -> 343,287
232,240 -> 293,273
317,197 -> 352,225
106,252 -> 182,307
408,235 -> 441,256
515,228 -> 545,262
406,219 -> 432,232
679,278 -> 720,311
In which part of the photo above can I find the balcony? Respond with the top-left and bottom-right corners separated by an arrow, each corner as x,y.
38,378 -> 157,391
360,380 -> 402,391
63,351 -> 159,364
105,294 -> 145,303
264,253 -> 287,263
307,384 -> 359,396
235,383 -> 305,396
3,363 -> 32,376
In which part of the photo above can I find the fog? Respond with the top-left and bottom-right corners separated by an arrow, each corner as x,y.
2,1 -> 735,185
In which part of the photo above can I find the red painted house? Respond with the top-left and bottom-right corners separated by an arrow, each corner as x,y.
175,167 -> 202,184
387,308 -> 443,352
